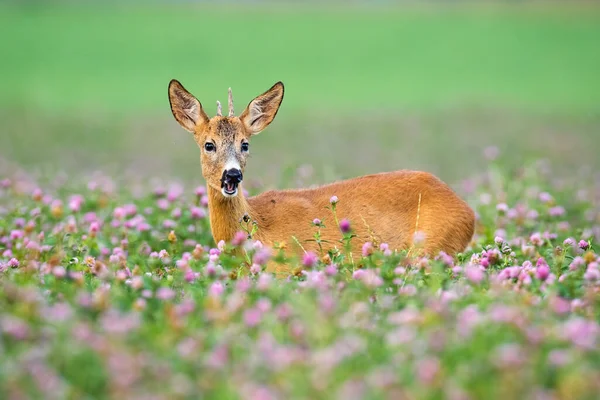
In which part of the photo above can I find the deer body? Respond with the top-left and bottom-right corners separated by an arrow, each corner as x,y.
168,80 -> 475,275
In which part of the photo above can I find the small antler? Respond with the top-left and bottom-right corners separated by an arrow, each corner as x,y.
228,87 -> 234,117
216,100 -> 222,117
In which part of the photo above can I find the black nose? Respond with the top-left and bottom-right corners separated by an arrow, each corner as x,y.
224,169 -> 243,184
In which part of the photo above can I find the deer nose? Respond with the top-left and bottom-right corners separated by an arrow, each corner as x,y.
224,168 -> 243,184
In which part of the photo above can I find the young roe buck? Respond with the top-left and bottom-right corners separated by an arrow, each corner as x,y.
168,79 -> 475,274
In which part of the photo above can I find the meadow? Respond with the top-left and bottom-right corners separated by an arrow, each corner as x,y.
1,2 -> 600,399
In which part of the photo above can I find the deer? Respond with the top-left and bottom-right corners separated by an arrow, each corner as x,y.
168,79 -> 475,275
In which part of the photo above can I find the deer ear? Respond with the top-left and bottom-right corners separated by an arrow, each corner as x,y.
168,79 -> 209,132
240,82 -> 284,135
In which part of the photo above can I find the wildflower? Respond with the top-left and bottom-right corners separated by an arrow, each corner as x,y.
232,231 -> 247,246
535,258 -> 551,281
361,242 -> 374,257
329,195 -> 338,205
32,188 -> 43,201
302,251 -> 318,268
52,266 -> 66,278
192,244 -> 204,259
236,277 -> 251,293
7,258 -> 19,268
69,194 -> 84,212
547,350 -> 571,367
539,192 -> 553,203
560,318 -> 599,350
256,298 -> 272,313
496,203 -> 509,213
167,185 -> 183,202
352,269 -> 365,280
171,207 -> 182,219
250,264 -> 262,274
190,206 -> 206,219
122,204 -> 137,216
380,243 -> 392,256
413,231 -> 426,246
163,219 -> 176,230
175,258 -> 189,269
399,284 -> 417,296
0,316 -> 30,340
416,357 -> 440,385
584,266 -> 600,281
253,247 -> 272,266
195,186 -> 206,197
205,262 -> 216,277
256,273 -> 272,291
530,232 -> 543,246
89,221 -> 100,236
339,218 -> 351,233
131,276 -> 144,290
550,296 -> 571,315
579,240 -> 590,250
50,200 -> 62,218
494,343 -> 525,368
201,195 -> 209,207
115,270 -> 127,281
243,308 -> 262,327
465,265 -> 485,284
548,206 -> 565,217
10,230 -> 23,241
325,264 -> 337,276
494,236 -> 504,245
184,270 -> 197,283
100,310 -> 141,335
133,298 -> 146,311
358,269 -> 384,288
312,218 -> 322,226
156,287 -> 176,301
563,237 -> 576,247
276,303 -> 292,321
158,249 -> 169,259
113,207 -> 126,219
208,281 -> 225,298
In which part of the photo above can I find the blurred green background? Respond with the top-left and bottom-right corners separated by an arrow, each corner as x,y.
1,1 -> 599,189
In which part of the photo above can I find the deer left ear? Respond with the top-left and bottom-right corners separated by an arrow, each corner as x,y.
240,82 -> 284,135
168,79 -> 209,133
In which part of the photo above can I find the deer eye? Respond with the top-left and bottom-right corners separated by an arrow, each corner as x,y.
204,142 -> 215,152
241,142 -> 249,152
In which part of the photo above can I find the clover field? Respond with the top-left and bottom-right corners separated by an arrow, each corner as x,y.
1,154 -> 599,400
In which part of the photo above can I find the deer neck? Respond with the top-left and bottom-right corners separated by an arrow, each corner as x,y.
206,185 -> 252,243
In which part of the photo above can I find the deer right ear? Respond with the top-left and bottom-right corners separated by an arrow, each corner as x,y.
168,79 -> 209,132
240,82 -> 284,135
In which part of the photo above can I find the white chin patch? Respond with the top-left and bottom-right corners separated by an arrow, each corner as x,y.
221,187 -> 238,198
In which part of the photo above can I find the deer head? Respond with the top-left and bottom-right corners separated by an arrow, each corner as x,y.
168,80 -> 284,198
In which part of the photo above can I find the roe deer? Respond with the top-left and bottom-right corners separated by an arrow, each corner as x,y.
168,79 -> 475,275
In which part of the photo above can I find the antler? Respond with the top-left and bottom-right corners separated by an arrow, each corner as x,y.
228,87 -> 234,117
216,100 -> 222,117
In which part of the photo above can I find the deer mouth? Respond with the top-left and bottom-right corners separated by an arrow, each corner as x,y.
222,181 -> 238,196
220,169 -> 242,197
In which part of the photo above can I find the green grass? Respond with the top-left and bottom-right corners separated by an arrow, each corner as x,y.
2,3 -> 600,116
1,3 -> 599,189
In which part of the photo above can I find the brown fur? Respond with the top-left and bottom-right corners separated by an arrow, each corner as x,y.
168,80 -> 475,275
